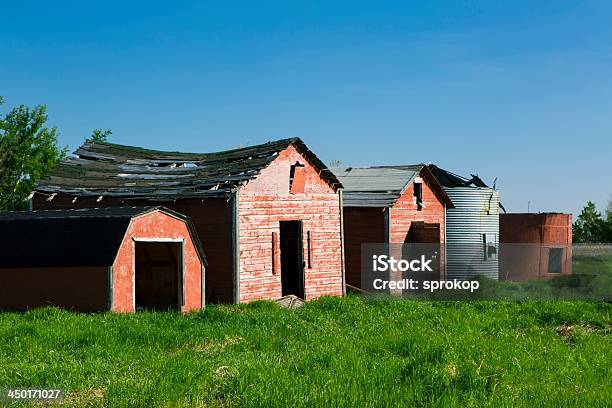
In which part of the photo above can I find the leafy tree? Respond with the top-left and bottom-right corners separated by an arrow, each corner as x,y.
0,98 -> 67,210
90,128 -> 112,142
573,201 -> 605,243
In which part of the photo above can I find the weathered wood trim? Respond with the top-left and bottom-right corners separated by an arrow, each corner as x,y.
201,264 -> 206,310
107,266 -> 114,311
339,189 -> 346,296
443,203 -> 447,280
299,221 -> 306,300
232,191 -> 241,304
306,230 -> 312,269
383,207 -> 391,243
181,240 -> 186,308
272,231 -> 278,274
131,239 -> 136,312
131,237 -> 185,243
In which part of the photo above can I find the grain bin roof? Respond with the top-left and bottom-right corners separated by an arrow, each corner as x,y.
426,164 -> 488,188
0,207 -> 206,268
35,138 -> 341,200
426,164 -> 505,212
333,165 -> 453,208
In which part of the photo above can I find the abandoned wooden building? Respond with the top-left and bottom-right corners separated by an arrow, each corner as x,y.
0,207 -> 206,312
33,138 -> 344,303
333,165 -> 453,290
499,213 -> 572,280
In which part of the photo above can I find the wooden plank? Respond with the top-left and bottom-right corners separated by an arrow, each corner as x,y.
232,191 -> 241,304
339,189 -> 346,296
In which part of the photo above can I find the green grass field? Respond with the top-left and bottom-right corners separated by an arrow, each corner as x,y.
0,296 -> 610,407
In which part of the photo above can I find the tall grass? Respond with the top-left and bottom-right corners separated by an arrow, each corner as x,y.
0,297 -> 610,407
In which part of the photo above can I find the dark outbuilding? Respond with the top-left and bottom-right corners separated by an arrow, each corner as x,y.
0,207 -> 206,312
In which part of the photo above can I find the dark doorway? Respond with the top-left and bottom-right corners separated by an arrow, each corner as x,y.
408,222 -> 441,245
405,222 -> 441,281
280,221 -> 305,298
135,241 -> 182,311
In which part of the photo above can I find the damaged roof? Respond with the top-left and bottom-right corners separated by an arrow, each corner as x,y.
334,165 -> 453,208
426,164 -> 488,188
0,207 -> 206,268
36,138 -> 341,200
426,164 -> 505,212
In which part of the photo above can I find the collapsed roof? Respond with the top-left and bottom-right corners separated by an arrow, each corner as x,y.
35,138 -> 341,200
0,207 -> 206,268
426,164 -> 489,188
333,165 -> 453,208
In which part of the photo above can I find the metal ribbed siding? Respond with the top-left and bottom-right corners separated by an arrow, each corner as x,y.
444,187 -> 499,280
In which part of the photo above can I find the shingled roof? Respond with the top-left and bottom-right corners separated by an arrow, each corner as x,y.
334,165 -> 453,208
36,138 -> 341,200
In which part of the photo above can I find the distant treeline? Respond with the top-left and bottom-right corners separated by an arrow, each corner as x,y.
573,200 -> 612,243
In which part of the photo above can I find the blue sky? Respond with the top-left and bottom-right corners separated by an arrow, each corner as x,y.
1,0 -> 611,216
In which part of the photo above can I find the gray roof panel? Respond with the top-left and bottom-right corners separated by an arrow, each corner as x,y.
334,165 -> 424,207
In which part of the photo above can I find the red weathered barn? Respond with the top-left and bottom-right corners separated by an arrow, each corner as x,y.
499,213 -> 572,280
333,165 -> 453,290
0,207 -> 206,312
33,138 -> 344,303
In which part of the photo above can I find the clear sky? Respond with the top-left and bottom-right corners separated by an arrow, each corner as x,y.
1,1 -> 611,216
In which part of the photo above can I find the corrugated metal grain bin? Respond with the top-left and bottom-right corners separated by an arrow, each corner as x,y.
428,165 -> 500,280
444,187 -> 500,280
0,207 -> 206,312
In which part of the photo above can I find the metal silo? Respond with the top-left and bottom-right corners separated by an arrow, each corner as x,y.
444,187 -> 500,280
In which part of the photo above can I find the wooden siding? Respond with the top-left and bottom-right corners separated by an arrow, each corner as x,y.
238,145 -> 344,302
0,266 -> 108,312
389,176 -> 445,245
390,175 -> 446,277
343,207 -> 386,288
342,170 -> 447,289
165,199 -> 233,304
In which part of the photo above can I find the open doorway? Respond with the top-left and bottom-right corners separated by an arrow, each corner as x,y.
405,222 -> 441,281
135,241 -> 183,311
280,221 -> 305,298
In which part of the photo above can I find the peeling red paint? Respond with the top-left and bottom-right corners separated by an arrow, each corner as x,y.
238,145 -> 344,302
500,213 -> 572,280
343,170 -> 447,289
112,211 -> 204,313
